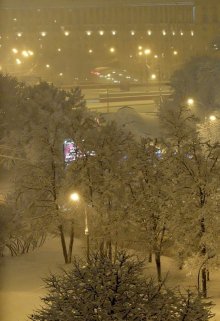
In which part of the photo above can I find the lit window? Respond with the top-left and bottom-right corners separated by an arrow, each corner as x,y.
191,30 -> 194,36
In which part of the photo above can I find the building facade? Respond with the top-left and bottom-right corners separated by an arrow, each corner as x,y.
0,0 -> 219,84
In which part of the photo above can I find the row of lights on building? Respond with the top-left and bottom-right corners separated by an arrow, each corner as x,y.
12,30 -> 194,38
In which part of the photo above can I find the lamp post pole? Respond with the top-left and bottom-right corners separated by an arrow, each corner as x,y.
84,206 -> 90,262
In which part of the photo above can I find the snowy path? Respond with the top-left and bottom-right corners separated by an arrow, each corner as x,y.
0,237 -> 219,321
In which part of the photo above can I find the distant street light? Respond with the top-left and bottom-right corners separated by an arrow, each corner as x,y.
144,49 -> 151,55
70,192 -> 90,262
109,47 -> 115,53
16,58 -> 22,65
40,31 -> 47,37
12,48 -> 18,54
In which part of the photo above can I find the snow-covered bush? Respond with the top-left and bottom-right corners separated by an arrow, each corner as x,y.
29,251 -> 213,321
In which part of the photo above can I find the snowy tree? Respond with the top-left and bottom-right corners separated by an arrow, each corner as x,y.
170,56 -> 220,114
64,121 -> 136,260
124,137 -> 175,282
159,102 -> 220,297
29,251 -> 213,321
4,81 -> 95,263
198,111 -> 220,144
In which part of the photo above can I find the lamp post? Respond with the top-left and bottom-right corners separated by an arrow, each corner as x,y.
70,192 -> 90,263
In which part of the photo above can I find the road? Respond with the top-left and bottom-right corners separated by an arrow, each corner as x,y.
83,86 -> 161,138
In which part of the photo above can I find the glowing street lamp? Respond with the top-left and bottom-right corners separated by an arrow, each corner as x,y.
46,64 -> 50,68
99,30 -> 104,36
12,48 -> 18,54
64,30 -> 70,36
22,50 -> 29,57
187,98 -> 194,106
144,48 -> 151,55
17,32 -> 22,37
40,31 -> 47,37
86,30 -> 92,36
173,50 -> 178,55
109,47 -> 115,53
16,58 -> 22,65
88,49 -> 93,54
151,74 -> 157,80
209,115 -> 217,121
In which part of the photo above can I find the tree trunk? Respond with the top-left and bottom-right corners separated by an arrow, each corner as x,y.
67,221 -> 74,263
148,250 -> 152,263
178,251 -> 184,270
113,242 -> 118,263
207,269 -> 210,281
155,251 -> 162,283
201,266 -> 207,298
108,239 -> 112,261
100,239 -> 105,257
59,225 -> 68,264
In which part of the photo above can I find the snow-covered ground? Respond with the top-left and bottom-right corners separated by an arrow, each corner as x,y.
0,237 -> 219,321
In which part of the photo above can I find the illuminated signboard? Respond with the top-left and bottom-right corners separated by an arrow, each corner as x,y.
63,139 -> 79,165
